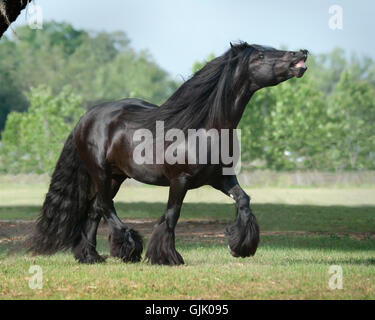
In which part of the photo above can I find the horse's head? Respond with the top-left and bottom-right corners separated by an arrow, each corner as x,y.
232,43 -> 308,90
248,44 -> 308,88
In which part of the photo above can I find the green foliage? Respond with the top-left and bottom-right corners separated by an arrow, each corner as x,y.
0,69 -> 28,132
95,50 -> 178,104
326,72 -> 375,170
0,22 -> 176,131
261,77 -> 328,170
0,86 -> 85,173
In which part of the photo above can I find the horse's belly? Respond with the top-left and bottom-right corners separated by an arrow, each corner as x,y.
122,162 -> 170,186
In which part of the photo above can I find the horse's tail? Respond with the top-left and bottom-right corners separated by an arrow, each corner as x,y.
27,132 -> 91,255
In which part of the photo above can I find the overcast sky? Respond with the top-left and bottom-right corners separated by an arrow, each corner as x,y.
6,0 -> 375,79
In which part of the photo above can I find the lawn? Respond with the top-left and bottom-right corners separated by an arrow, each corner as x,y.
0,181 -> 374,299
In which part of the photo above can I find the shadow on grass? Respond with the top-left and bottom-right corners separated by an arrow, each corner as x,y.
176,236 -> 375,266
2,238 -> 375,268
2,232 -> 375,266
1,202 -> 374,233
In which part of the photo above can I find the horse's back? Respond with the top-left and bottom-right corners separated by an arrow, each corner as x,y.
87,98 -> 157,115
77,98 -> 157,132
74,98 -> 156,157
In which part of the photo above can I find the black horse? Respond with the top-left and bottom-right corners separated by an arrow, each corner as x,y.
28,42 -> 308,265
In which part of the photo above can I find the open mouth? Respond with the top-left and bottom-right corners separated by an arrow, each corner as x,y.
290,56 -> 308,78
293,59 -> 307,69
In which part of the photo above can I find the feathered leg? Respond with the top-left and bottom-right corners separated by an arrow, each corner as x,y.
213,175 -> 260,257
145,177 -> 188,265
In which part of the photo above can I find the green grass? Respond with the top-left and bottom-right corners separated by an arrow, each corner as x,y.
1,184 -> 375,207
1,235 -> 374,299
0,183 -> 375,299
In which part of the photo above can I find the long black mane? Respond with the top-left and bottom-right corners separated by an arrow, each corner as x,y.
129,42 -> 254,132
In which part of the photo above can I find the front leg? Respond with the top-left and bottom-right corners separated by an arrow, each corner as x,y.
145,177 -> 188,265
212,175 -> 260,257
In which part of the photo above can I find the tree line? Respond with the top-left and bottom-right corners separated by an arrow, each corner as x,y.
0,22 -> 374,173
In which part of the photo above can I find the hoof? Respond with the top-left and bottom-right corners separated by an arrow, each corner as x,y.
77,253 -> 106,264
228,245 -> 240,258
73,244 -> 106,264
145,222 -> 184,266
109,228 -> 143,263
225,211 -> 260,258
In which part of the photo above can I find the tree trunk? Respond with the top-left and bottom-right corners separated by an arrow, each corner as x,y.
0,0 -> 30,38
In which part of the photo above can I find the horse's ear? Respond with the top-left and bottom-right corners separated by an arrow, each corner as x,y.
230,42 -> 240,55
230,41 -> 246,55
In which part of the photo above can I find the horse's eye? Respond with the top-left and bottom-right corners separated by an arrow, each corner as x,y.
259,54 -> 264,60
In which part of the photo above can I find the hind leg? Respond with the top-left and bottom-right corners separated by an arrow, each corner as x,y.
72,199 -> 105,264
90,168 -> 143,262
106,176 -> 143,262
73,176 -> 124,263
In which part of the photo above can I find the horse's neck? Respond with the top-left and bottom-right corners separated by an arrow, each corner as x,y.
232,89 -> 254,128
210,81 -> 254,130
